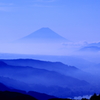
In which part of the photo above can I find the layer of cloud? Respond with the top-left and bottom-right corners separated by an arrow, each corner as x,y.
62,41 -> 88,47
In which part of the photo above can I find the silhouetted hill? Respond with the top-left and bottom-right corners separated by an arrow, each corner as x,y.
0,82 -> 57,100
0,91 -> 37,100
16,27 -> 68,43
28,91 -> 57,100
0,90 -> 99,100
90,93 -> 100,100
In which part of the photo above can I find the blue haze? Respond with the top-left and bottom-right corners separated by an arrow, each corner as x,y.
0,0 -> 100,99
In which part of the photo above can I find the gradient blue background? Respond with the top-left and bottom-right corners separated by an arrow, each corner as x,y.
0,0 -> 100,42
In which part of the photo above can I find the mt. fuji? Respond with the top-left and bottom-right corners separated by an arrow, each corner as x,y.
16,27 -> 68,43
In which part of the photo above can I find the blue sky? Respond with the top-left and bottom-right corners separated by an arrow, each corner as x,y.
0,0 -> 100,42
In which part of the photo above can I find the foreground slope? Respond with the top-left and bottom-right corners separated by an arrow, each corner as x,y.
0,82 -> 57,100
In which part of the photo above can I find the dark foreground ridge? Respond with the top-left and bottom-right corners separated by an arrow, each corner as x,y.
0,91 -> 37,100
0,91 -> 100,100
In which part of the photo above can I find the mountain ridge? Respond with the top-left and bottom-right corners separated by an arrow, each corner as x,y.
2,58 -> 96,84
0,59 -> 98,98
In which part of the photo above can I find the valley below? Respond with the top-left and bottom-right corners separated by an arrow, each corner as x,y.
0,56 -> 100,100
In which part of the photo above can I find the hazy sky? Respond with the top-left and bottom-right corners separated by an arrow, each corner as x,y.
0,0 -> 100,42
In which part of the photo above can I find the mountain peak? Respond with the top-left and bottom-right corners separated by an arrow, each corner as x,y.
17,27 -> 68,43
39,27 -> 54,31
40,27 -> 50,29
